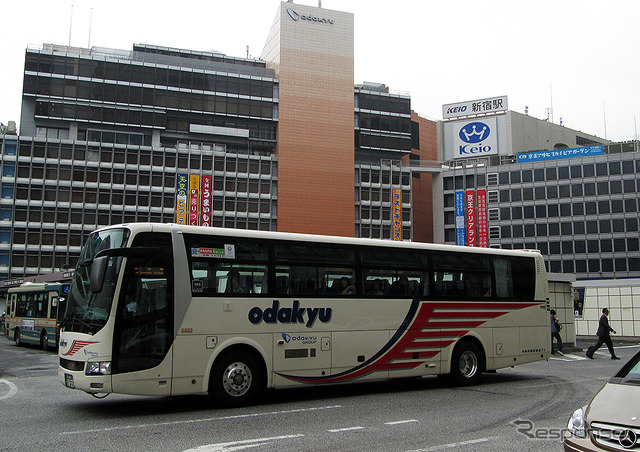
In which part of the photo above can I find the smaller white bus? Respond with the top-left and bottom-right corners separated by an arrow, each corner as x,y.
59,223 -> 550,406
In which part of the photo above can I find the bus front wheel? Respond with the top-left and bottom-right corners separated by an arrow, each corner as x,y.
449,342 -> 483,386
210,352 -> 263,407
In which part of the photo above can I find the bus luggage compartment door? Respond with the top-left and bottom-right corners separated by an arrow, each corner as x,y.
273,332 -> 331,378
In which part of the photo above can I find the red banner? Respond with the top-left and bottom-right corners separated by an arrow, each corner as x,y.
465,190 -> 476,247
200,175 -> 212,227
477,189 -> 488,247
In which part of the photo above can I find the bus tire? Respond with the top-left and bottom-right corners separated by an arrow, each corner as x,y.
449,341 -> 483,386
41,330 -> 49,351
14,328 -> 21,347
209,351 -> 263,407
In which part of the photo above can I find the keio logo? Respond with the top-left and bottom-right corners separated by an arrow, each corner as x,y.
459,121 -> 490,144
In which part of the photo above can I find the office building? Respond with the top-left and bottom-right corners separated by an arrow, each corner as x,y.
0,2 -> 436,284
433,98 -> 640,338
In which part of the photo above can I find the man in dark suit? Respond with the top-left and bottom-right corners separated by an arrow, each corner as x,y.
586,308 -> 620,359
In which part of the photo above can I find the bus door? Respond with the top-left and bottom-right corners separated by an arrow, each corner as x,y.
111,256 -> 174,396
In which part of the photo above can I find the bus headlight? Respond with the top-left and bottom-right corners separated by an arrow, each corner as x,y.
567,407 -> 587,438
86,361 -> 111,375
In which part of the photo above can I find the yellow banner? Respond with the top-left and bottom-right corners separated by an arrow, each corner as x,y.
189,174 -> 200,226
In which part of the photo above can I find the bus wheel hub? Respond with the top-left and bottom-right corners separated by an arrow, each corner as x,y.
223,362 -> 252,396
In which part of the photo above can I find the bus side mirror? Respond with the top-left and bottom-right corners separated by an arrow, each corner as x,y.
90,256 -> 109,293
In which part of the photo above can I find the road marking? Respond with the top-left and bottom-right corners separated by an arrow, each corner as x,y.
60,404 -> 341,435
385,420 -> 418,425
182,434 -> 304,452
327,426 -> 365,433
0,379 -> 18,400
550,353 -> 587,361
406,436 -> 497,451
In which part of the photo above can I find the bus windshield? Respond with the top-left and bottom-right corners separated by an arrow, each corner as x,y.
61,228 -> 130,335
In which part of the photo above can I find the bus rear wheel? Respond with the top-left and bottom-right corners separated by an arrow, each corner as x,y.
210,352 -> 263,408
449,342 -> 483,386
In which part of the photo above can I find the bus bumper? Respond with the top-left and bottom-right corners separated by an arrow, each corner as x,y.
58,367 -> 112,394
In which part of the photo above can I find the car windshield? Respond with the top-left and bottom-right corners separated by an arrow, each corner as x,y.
61,228 -> 130,335
614,352 -> 640,386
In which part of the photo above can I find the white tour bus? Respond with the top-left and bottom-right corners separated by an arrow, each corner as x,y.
58,223 -> 550,406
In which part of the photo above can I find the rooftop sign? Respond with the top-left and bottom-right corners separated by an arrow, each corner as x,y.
443,96 -> 508,119
286,8 -> 334,24
516,145 -> 604,163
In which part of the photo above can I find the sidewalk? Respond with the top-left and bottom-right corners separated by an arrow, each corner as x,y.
553,336 -> 640,356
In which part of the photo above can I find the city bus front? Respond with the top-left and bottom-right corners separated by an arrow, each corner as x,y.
58,224 -> 174,396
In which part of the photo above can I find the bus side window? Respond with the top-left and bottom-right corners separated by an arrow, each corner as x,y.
275,274 -> 289,294
465,272 -> 492,298
36,293 -> 48,318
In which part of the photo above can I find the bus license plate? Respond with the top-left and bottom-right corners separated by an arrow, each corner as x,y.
65,374 -> 75,389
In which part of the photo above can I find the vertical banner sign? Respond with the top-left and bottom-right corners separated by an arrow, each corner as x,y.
455,191 -> 466,246
189,174 -> 200,226
477,189 -> 488,247
392,189 -> 402,241
175,174 -> 188,225
200,175 -> 212,227
465,189 -> 476,247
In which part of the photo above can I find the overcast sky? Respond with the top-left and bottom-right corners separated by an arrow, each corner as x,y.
1,0 -> 638,142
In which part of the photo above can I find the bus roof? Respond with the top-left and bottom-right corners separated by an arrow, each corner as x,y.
7,281 -> 68,293
96,222 -> 543,259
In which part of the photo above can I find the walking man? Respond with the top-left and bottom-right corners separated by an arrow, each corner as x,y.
586,308 -> 620,360
550,309 -> 563,355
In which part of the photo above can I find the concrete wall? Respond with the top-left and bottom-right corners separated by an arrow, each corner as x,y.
549,280 -> 575,347
575,280 -> 640,339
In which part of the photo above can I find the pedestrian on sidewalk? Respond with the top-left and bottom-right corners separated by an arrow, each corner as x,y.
586,308 -> 620,360
550,310 -> 563,355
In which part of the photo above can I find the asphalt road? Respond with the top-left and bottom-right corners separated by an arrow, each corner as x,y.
1,336 -> 637,452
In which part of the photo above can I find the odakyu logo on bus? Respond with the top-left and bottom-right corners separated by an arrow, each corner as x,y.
248,300 -> 332,328
282,333 -> 318,345
459,121 -> 490,143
